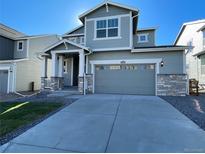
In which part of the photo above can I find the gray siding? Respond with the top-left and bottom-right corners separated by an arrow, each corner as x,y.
69,26 -> 84,34
14,39 -> 28,59
0,36 -> 14,60
86,16 -> 131,50
88,50 -> 184,74
133,30 -> 155,48
86,4 -> 130,19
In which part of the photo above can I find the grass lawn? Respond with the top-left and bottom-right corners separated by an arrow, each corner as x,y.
0,101 -> 64,137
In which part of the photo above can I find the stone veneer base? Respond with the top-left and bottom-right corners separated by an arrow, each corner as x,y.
157,74 -> 187,96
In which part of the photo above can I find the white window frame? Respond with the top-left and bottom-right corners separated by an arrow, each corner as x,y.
137,33 -> 149,43
94,16 -> 121,40
17,41 -> 24,51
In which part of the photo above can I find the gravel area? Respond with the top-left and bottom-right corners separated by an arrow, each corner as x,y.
0,91 -> 79,145
161,94 -> 205,131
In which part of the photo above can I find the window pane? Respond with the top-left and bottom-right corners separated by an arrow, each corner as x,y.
97,29 -> 106,38
108,18 -> 118,28
140,35 -> 146,41
108,28 -> 118,37
18,42 -> 23,49
97,20 -> 106,29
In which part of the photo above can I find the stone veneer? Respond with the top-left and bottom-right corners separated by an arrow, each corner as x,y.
50,77 -> 64,90
85,74 -> 93,94
157,74 -> 187,96
78,74 -> 94,94
78,77 -> 84,94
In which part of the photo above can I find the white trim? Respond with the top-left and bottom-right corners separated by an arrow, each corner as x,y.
137,33 -> 149,43
16,34 -> 58,40
86,14 -> 130,21
0,58 -> 29,63
71,57 -> 73,86
129,11 -> 133,48
92,47 -> 131,51
51,49 -> 83,54
78,1 -> 138,19
63,33 -> 84,37
17,41 -> 24,51
90,58 -> 162,95
131,46 -> 188,53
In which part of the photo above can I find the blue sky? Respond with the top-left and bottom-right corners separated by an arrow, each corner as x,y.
0,0 -> 204,45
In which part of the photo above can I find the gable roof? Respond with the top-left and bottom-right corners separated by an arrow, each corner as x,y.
43,39 -> 91,53
63,25 -> 84,35
174,19 -> 205,45
78,0 -> 139,21
0,23 -> 25,39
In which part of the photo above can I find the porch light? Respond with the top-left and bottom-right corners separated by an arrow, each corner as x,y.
160,60 -> 164,67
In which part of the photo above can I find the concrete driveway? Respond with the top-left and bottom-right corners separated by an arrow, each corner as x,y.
1,95 -> 205,152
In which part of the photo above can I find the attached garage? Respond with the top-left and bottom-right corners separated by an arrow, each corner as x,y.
94,63 -> 156,95
0,70 -> 9,93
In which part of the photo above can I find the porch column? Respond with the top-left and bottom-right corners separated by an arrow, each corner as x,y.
51,52 -> 57,77
58,55 -> 64,77
78,50 -> 85,94
41,56 -> 47,78
79,50 -> 85,77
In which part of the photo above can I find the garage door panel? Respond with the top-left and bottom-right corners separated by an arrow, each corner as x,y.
0,70 -> 8,93
95,64 -> 155,95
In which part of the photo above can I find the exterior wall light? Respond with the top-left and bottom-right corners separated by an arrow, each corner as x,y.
160,60 -> 164,67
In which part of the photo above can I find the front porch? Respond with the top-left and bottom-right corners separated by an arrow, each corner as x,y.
40,39 -> 93,94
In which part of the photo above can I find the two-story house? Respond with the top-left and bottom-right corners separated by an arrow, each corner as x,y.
175,20 -> 205,89
41,1 -> 188,96
0,23 -> 60,93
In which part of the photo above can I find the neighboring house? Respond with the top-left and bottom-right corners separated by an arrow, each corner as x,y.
175,19 -> 205,88
0,23 -> 60,93
41,1 -> 188,96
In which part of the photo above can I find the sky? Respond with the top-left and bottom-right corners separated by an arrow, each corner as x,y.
0,0 -> 204,45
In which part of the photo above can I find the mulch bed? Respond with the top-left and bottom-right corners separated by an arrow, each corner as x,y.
0,92 -> 78,145
161,94 -> 205,131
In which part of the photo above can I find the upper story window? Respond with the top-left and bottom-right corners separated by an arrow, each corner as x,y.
17,41 -> 24,51
95,18 -> 119,39
137,34 -> 149,43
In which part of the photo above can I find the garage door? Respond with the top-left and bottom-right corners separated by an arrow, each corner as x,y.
0,70 -> 8,93
95,64 -> 155,95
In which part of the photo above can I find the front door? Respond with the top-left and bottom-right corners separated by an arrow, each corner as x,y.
63,58 -> 73,86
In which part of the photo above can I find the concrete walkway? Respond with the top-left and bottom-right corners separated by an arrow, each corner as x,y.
1,95 -> 205,152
